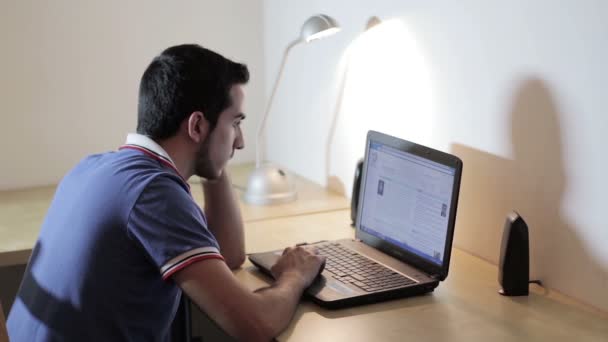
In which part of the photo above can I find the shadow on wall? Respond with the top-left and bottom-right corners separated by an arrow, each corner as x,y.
451,78 -> 607,311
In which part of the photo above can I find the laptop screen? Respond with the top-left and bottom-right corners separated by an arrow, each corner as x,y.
359,141 -> 456,266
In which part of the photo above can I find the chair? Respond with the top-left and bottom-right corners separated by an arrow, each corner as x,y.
1,301 -> 8,342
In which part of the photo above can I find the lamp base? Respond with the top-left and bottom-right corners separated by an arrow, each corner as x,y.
244,163 -> 297,205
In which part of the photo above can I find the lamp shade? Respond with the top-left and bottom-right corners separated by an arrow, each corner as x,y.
301,14 -> 341,42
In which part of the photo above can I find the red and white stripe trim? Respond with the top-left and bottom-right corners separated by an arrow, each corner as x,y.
124,133 -> 175,164
161,246 -> 224,280
119,133 -> 190,192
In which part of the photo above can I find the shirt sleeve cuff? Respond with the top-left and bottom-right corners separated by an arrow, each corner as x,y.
160,246 -> 225,280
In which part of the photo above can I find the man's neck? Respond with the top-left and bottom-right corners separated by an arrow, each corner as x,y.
157,137 -> 194,180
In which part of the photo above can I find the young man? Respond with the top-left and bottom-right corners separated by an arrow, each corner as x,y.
8,44 -> 325,341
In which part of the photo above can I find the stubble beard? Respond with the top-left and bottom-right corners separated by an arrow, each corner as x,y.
193,140 -> 220,180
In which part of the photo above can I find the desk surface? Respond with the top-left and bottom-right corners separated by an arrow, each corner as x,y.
236,210 -> 608,342
3,164 -> 607,341
0,163 -> 348,267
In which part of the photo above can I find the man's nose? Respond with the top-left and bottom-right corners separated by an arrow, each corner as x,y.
235,128 -> 245,150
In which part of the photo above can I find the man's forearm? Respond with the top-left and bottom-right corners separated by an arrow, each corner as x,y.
203,171 -> 245,268
177,260 -> 311,342
252,272 -> 309,339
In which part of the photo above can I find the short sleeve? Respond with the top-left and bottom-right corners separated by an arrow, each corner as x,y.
127,175 -> 224,280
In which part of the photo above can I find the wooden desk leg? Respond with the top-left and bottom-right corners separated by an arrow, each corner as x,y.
1,301 -> 8,342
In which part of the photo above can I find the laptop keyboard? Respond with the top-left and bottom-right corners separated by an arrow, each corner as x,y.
317,243 -> 416,292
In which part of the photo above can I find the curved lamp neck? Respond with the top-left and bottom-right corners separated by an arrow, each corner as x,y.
255,38 -> 303,168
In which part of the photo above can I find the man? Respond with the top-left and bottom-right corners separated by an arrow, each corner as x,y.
8,44 -> 325,341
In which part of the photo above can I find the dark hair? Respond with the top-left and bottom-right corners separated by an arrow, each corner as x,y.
136,44 -> 249,140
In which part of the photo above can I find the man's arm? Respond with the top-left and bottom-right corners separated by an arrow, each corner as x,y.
174,246 -> 324,342
202,171 -> 245,269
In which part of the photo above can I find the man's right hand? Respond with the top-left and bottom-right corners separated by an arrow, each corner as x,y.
176,247 -> 326,341
270,246 -> 326,288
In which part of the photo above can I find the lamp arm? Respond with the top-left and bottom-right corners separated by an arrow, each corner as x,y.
255,38 -> 303,167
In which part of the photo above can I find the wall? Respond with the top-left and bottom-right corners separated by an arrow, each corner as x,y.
262,0 -> 608,311
0,0 -> 264,190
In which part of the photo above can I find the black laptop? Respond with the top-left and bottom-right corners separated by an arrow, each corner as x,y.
249,130 -> 463,309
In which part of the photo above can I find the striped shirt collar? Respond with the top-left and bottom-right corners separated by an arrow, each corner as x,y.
120,133 -> 190,191
123,133 -> 176,167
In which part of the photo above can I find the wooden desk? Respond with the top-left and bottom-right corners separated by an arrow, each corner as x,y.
4,165 -> 606,341
0,163 -> 348,267
235,210 -> 608,342
192,163 -> 349,223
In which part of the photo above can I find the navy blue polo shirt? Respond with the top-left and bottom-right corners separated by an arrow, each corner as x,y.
7,134 -> 223,341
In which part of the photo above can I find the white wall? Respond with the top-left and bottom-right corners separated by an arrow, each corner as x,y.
263,0 -> 608,311
0,0 -> 264,190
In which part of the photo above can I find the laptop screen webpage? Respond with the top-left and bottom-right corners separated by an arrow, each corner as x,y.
359,141 -> 456,266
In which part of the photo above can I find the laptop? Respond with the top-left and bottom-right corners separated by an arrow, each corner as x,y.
248,130 -> 463,309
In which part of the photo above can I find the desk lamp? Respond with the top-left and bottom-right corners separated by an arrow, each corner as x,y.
244,14 -> 340,205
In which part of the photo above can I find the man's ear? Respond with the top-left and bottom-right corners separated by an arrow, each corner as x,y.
187,111 -> 210,143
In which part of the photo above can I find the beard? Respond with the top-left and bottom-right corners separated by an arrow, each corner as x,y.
193,140 -> 221,180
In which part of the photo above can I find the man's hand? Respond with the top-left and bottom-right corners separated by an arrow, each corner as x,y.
271,246 -> 326,288
176,248 -> 325,341
203,171 -> 246,269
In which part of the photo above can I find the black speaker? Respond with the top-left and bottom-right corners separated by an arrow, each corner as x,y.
350,158 -> 364,226
498,211 -> 529,296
